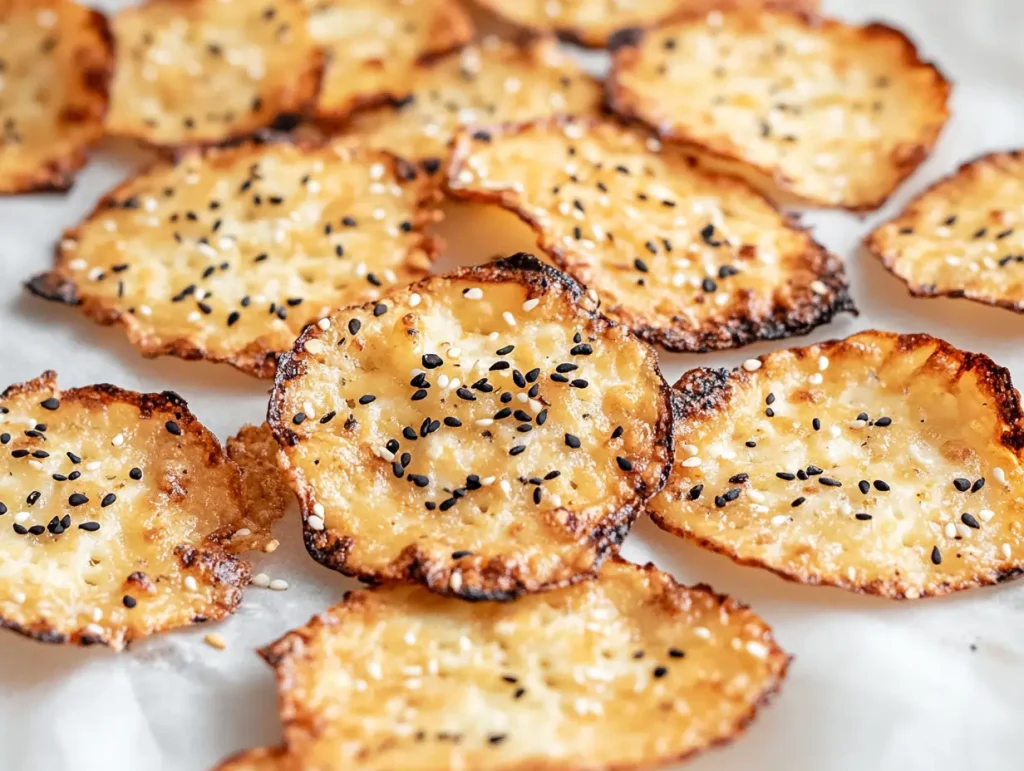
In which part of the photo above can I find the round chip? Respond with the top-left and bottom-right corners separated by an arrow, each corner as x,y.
269,254 -> 673,600
342,37 -> 602,174
28,140 -> 441,378
216,560 -> 788,771
865,150 -> 1024,313
306,0 -> 473,121
448,117 -> 854,352
471,0 -> 818,48
0,372 -> 254,649
648,331 -> 1024,599
105,0 -> 322,149
608,11 -> 951,210
0,0 -> 113,194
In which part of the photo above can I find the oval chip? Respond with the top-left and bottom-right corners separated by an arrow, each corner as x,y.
865,150 -> 1024,313
0,0 -> 113,194
648,330 -> 1024,599
608,10 -> 951,210
448,117 -> 854,352
0,372 -> 255,649
472,0 -> 818,48
342,37 -> 602,175
28,140 -> 441,378
306,0 -> 473,121
105,0 -> 322,149
269,254 -> 673,600
215,560 -> 788,771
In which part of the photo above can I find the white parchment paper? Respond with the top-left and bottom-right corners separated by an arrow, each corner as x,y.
2,0 -> 1023,768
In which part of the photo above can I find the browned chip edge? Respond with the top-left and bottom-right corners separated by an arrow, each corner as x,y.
267,253 -> 674,601
0,371 -> 250,649
446,117 -> 856,352
253,558 -> 790,770
864,149 -> 1024,314
650,330 -> 1024,599
0,7 -> 115,195
25,138 -> 442,379
606,12 -> 952,211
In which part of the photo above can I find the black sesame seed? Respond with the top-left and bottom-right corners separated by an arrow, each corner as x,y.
536,410 -> 548,426
874,417 -> 892,427
819,477 -> 842,487
766,393 -> 776,405
496,345 -> 515,355
0,433 -> 8,445
40,397 -> 60,411
444,417 -> 462,428
293,412 -> 307,425
439,497 -> 458,512
723,488 -> 740,502
729,473 -> 749,484
570,343 -> 593,356
411,389 -> 428,401
653,666 -> 668,679
422,353 -> 443,369
123,595 -> 137,609
765,407 -> 775,418
616,457 -> 633,472
776,472 -> 795,481
489,361 -> 510,371
26,491 -> 40,506
812,418 -> 821,431
393,462 -> 405,478
855,513 -> 872,521
452,550 -> 473,559
668,648 -> 685,658
873,480 -> 890,492
745,440 -> 757,448
29,525 -> 46,536
931,546 -> 942,565
792,497 -> 806,507
404,426 -> 418,439
611,426 -> 624,439
806,465 -> 822,476
525,368 -> 541,383
79,522 -> 101,531
11,450 -> 29,458
69,493 -> 89,506
320,411 -> 337,424
509,445 -> 526,456
533,487 -> 542,504
953,478 -> 971,492
961,513 -> 980,529
971,478 -> 985,493
702,277 -> 718,293
565,434 -> 581,449
13,524 -> 28,535
348,319 -> 362,335
859,480 -> 870,494
570,379 -> 589,389
456,388 -> 476,401
130,467 -> 143,480
550,373 -> 569,383
409,474 -> 429,487
359,395 -> 376,405
101,493 -> 117,507
687,484 -> 703,500
165,421 -> 182,436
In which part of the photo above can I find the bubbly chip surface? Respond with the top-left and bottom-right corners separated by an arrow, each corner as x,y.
223,560 -> 788,770
608,11 -> 950,210
448,118 -> 853,351
866,150 -> 1024,313
306,0 -> 472,120
0,0 -> 113,193
343,38 -> 601,172
29,141 -> 441,378
472,0 -> 818,47
0,372 -> 252,649
106,0 -> 322,148
269,254 -> 672,600
649,331 -> 1024,599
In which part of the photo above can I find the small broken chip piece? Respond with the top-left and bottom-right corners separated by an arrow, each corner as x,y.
0,371 -> 254,649
608,10 -> 951,210
472,0 -> 818,48
448,117 -> 854,352
648,331 -> 1024,599
269,253 -> 673,600
343,37 -> 602,173
305,0 -> 473,121
865,150 -> 1024,313
0,0 -> 113,194
28,140 -> 441,378
214,560 -> 788,770
105,0 -> 322,149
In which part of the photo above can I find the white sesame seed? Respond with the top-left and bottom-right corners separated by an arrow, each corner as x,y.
529,399 -> 543,414
12,591 -> 25,604
522,298 -> 540,312
993,467 -> 1007,486
447,346 -> 462,359
1002,543 -> 1012,559
308,514 -> 325,531
304,339 -> 326,354
742,359 -> 762,372
979,509 -> 995,522
810,280 -> 828,295
808,373 -> 823,385
449,572 -> 463,591
818,356 -> 830,371
681,444 -> 699,457
251,573 -> 271,588
204,633 -> 227,650
904,588 -> 921,599
14,512 -> 28,522
184,576 -> 198,591
409,293 -> 421,307
437,374 -> 450,388
234,528 -> 251,538
377,447 -> 395,462
317,318 -> 331,330
746,641 -> 769,659
269,579 -> 289,591
447,378 -> 461,391
68,257 -> 86,269
463,287 -> 484,300
502,311 -> 517,327
475,418 -> 494,427
516,393 -> 529,403
85,623 -> 104,637
848,419 -> 868,429
830,425 -> 841,438
86,461 -> 101,471
313,502 -> 325,517
956,523 -> 972,538
748,490 -> 766,503
770,515 -> 788,526
681,456 -> 702,468
111,433 -> 124,447
943,522 -> 957,538
92,608 -> 102,621
481,476 -> 496,486
499,480 -> 511,496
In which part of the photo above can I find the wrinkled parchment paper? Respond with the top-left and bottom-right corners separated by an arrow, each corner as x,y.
2,0 -> 1023,768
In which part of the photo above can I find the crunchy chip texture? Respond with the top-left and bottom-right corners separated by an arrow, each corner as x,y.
649,331 -> 1024,599
269,254 -> 673,600
865,150 -> 1024,313
220,560 -> 788,771
306,0 -> 473,121
608,11 -> 951,210
0,0 -> 113,193
28,141 -> 441,378
448,118 -> 854,351
343,37 -> 601,172
472,0 -> 818,48
106,0 -> 322,148
0,372 -> 252,649
220,423 -> 292,553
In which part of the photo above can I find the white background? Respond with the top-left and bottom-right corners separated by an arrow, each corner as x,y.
2,0 -> 1024,768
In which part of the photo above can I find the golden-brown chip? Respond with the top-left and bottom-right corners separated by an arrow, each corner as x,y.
648,331 -> 1024,599
608,11 -> 951,210
448,117 -> 854,352
0,372 -> 253,649
472,0 -> 818,48
213,747 -> 289,771
27,140 -> 441,379
0,0 -> 113,193
215,559 -> 787,771
268,254 -> 673,600
105,0 -> 322,149
219,423 -> 292,553
306,0 -> 473,121
865,150 -> 1024,313
342,37 -> 602,174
